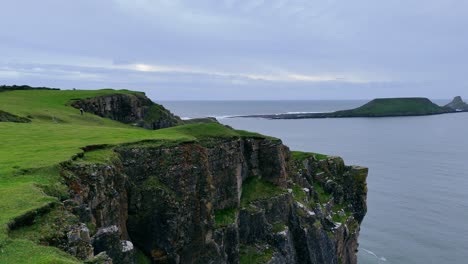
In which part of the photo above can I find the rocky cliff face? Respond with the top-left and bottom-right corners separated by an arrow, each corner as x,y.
58,137 -> 367,264
71,93 -> 182,129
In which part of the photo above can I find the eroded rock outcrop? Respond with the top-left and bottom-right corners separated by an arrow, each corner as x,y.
445,96 -> 468,111
70,93 -> 182,129
59,137 -> 367,264
0,110 -> 31,123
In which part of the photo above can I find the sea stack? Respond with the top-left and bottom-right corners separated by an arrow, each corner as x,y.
445,96 -> 468,111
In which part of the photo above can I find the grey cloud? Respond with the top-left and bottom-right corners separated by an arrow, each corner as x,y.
0,0 -> 467,99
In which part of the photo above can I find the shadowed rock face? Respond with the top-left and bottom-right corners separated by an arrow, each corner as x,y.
60,138 -> 368,264
71,93 -> 182,129
0,110 -> 31,123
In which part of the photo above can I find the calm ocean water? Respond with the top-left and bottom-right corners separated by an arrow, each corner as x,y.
160,100 -> 468,264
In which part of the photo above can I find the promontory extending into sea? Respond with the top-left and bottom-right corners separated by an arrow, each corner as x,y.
0,86 -> 368,264
236,96 -> 468,119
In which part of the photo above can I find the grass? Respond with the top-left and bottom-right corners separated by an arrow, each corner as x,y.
214,208 -> 237,228
332,211 -> 351,224
240,177 -> 286,207
292,185 -> 307,203
239,245 -> 273,264
0,89 -> 276,263
271,223 -> 286,233
291,151 -> 328,161
9,206 -> 78,243
135,249 -> 151,264
239,246 -> 273,264
75,148 -> 119,164
0,240 -> 80,264
235,129 -> 279,141
313,182 -> 332,204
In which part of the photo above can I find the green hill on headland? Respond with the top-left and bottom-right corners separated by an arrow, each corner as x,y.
331,97 -> 448,117
240,97 -> 465,119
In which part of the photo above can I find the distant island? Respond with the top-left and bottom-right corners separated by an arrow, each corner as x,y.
237,96 -> 468,119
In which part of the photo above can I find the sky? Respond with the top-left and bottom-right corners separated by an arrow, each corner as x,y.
1,0 -> 467,100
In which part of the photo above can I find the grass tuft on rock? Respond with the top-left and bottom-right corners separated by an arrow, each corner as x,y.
240,177 -> 286,207
239,245 -> 274,264
214,208 -> 237,228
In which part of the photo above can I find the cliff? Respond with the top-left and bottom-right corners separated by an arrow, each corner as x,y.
0,89 -> 367,264
71,93 -> 182,130
50,137 -> 367,264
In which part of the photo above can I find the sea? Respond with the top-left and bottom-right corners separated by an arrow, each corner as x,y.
159,100 -> 468,264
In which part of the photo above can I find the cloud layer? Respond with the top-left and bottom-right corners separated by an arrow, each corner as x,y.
1,0 -> 467,99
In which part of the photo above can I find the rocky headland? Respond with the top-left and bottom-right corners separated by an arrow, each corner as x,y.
0,88 -> 368,264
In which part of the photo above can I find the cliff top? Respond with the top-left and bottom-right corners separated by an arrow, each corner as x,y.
0,88 -> 278,263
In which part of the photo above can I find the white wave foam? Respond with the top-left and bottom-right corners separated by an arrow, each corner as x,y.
362,248 -> 387,262
285,111 -> 323,114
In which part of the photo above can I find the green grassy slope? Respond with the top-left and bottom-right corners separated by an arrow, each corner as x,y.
0,89 -> 275,263
333,97 -> 447,117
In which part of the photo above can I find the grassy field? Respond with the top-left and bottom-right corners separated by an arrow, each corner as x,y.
0,89 -> 276,263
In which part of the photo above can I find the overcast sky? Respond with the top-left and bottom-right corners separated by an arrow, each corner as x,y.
1,0 -> 467,100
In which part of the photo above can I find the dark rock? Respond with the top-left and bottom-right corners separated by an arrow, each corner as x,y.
445,96 -> 468,111
0,110 -> 31,123
238,207 -> 270,244
66,223 -> 94,260
214,225 -> 239,264
92,225 -> 135,264
71,93 -> 181,129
